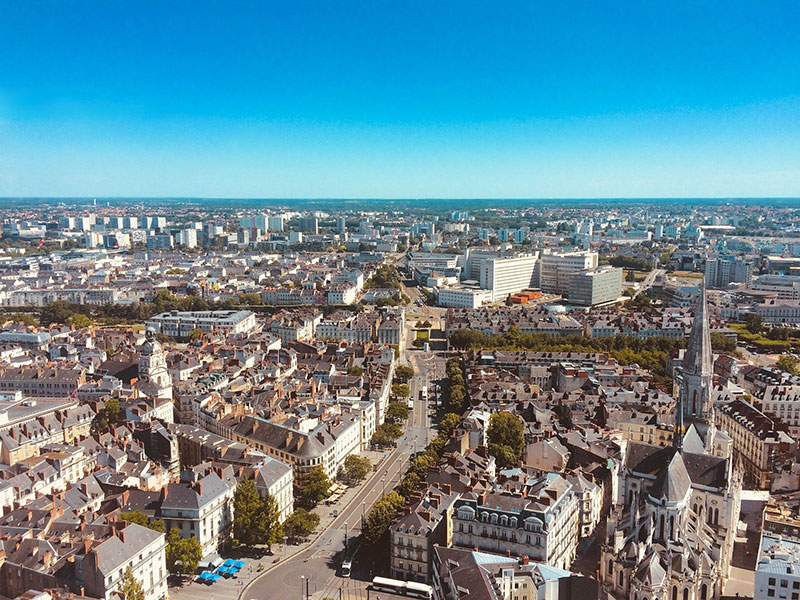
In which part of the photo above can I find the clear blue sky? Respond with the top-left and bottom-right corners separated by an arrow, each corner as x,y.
1,1 -> 799,198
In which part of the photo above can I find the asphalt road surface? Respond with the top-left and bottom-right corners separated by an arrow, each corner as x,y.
242,360 -> 437,600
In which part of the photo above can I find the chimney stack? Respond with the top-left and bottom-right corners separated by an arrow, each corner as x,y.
522,555 -> 530,565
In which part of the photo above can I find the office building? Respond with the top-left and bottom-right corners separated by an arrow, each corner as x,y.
299,216 -> 319,234
568,267 -> 622,306
539,251 -> 598,295
479,254 -> 538,302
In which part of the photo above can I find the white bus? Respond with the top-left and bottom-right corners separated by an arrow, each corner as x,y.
371,577 -> 433,599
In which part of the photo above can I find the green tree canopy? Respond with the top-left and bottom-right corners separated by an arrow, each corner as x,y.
284,508 -> 320,542
121,511 -> 165,533
487,412 -> 525,468
233,478 -> 263,546
394,365 -> 415,382
300,466 -> 331,507
165,528 -> 202,576
386,401 -> 409,423
346,365 -> 364,376
119,566 -> 144,600
776,355 -> 799,375
343,454 -> 372,482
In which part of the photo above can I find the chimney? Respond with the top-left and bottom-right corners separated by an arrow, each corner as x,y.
161,486 -> 168,501
521,555 -> 530,565
430,494 -> 440,509
195,481 -> 203,496
441,483 -> 451,495
506,549 -> 511,557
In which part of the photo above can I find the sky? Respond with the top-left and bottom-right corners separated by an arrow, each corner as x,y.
0,1 -> 799,199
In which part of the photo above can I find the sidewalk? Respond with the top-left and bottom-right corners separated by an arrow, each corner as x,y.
169,449 -> 393,600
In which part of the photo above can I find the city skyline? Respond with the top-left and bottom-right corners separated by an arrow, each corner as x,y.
1,1 -> 799,198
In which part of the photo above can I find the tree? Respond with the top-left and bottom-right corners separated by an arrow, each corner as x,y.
165,528 -> 202,576
438,413 -> 461,437
2,312 -> 39,327
119,566 -> 144,600
346,365 -> 364,377
363,491 -> 404,547
122,511 -> 165,533
284,509 -> 320,542
300,466 -> 330,507
487,412 -> 525,467
745,313 -> 764,334
385,401 -> 409,423
260,492 -> 283,553
343,454 -> 371,482
776,355 -> 799,375
92,397 -> 121,433
188,328 -> 204,341
371,422 -> 403,446
710,332 -> 736,352
625,270 -> 637,282
233,478 -> 263,546
395,365 -> 415,382
391,383 -> 410,398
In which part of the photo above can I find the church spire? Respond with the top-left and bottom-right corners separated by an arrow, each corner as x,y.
684,283 -> 712,378
678,282 -> 715,429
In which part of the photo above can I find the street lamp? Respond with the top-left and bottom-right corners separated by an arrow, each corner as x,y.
300,575 -> 305,600
361,501 -> 366,529
344,521 -> 348,552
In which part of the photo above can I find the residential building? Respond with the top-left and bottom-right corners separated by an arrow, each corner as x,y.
146,310 -> 257,339
390,484 -> 460,583
754,534 -> 800,600
716,398 -> 794,489
452,474 -> 579,570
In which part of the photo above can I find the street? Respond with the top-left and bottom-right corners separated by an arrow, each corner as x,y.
239,350 -> 439,600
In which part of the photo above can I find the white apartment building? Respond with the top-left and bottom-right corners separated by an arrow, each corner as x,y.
146,310 -> 257,339
85,523 -> 168,600
760,385 -> 800,438
539,251 -> 598,295
452,474 -> 579,570
159,466 -> 237,558
252,456 -> 295,523
755,534 -> 800,600
479,254 -> 539,302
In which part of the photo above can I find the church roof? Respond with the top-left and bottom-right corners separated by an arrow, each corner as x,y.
625,442 -> 728,490
649,451 -> 691,502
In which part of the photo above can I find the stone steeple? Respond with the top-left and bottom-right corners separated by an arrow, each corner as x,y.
679,284 -> 714,427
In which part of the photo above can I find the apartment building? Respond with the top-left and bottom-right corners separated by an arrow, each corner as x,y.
760,384 -> 800,438
229,413 -> 361,480
716,398 -> 794,489
390,484 -> 460,583
82,522 -> 168,600
755,534 -> 800,600
146,310 -> 257,339
705,255 -> 753,288
159,465 -> 238,557
452,474 -> 579,570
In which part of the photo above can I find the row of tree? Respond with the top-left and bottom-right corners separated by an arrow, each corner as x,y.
361,411 -> 462,549
445,356 -> 467,414
448,328 -> 684,381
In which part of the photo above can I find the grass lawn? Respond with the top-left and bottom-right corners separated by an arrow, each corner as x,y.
671,270 -> 704,280
415,330 -> 430,340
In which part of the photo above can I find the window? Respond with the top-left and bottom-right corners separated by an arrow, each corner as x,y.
768,590 -> 775,597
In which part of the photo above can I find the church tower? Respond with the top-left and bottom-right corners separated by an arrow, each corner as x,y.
680,284 -> 714,425
138,327 -> 173,401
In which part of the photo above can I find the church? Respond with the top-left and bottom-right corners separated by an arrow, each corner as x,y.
600,286 -> 741,600
132,327 -> 175,423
